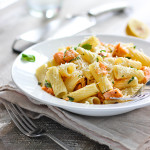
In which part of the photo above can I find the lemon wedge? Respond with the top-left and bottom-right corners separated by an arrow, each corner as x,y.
126,19 -> 149,39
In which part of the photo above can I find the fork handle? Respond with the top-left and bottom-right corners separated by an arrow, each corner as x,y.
43,133 -> 73,150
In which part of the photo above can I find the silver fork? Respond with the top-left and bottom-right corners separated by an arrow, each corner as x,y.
4,102 -> 73,150
110,81 -> 150,101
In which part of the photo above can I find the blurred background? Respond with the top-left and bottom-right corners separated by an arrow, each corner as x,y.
0,0 -> 150,40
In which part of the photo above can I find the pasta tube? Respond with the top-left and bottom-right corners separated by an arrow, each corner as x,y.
114,77 -> 138,89
59,63 -> 76,77
67,83 -> 99,102
121,84 -> 143,97
64,71 -> 84,92
47,59 -> 58,67
113,65 -> 145,82
35,64 -> 47,86
80,97 -> 101,104
128,48 -> 150,67
89,62 -> 113,93
80,36 -> 101,52
76,47 -> 102,63
115,57 -> 142,69
46,67 -> 67,98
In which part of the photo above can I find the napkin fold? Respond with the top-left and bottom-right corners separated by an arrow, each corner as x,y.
0,81 -> 150,150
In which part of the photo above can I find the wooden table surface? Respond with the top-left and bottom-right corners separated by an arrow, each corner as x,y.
0,0 -> 150,149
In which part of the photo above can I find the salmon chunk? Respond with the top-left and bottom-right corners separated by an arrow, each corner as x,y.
103,89 -> 123,100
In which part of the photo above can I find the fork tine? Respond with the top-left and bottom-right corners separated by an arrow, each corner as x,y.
8,103 -> 31,132
12,104 -> 37,131
110,92 -> 150,101
5,103 -> 29,134
15,104 -> 37,128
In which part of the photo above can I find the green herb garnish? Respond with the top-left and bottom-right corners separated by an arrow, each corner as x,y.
81,44 -> 92,50
102,56 -> 106,58
21,54 -> 35,62
112,81 -> 114,84
122,75 -> 124,77
45,80 -> 52,88
74,47 -> 77,50
69,56 -> 80,62
67,96 -> 74,102
96,57 -> 99,62
133,45 -> 136,49
63,50 -> 67,58
78,75 -> 83,78
128,76 -> 134,84
78,43 -> 80,47
126,57 -> 131,59
130,66 -> 133,68
100,50 -> 106,52
38,82 -> 42,85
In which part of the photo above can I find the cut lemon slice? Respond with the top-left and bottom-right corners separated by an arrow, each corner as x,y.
126,19 -> 149,39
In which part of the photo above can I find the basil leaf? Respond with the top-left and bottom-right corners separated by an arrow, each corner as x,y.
74,47 -> 77,50
128,76 -> 134,84
81,44 -> 92,50
22,54 -> 35,62
67,96 -> 74,102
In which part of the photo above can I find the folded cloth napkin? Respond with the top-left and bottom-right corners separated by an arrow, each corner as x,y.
0,79 -> 150,150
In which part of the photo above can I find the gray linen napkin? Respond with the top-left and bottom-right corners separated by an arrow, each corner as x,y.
0,79 -> 150,150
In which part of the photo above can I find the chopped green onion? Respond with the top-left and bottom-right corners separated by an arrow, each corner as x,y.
67,96 -> 74,102
96,57 -> 99,62
38,82 -> 42,85
133,45 -> 136,49
78,75 -> 83,78
122,75 -> 124,77
102,56 -> 106,58
100,50 -> 106,52
63,50 -> 67,58
45,80 -> 52,88
69,56 -> 80,62
81,44 -> 92,50
21,54 -> 35,62
126,57 -> 131,59
128,76 -> 134,84
112,81 -> 114,84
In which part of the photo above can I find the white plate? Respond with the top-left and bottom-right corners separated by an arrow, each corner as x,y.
12,35 -> 150,116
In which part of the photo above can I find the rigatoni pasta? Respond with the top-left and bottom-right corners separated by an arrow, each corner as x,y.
58,63 -> 76,77
46,67 -> 67,98
67,83 -> 99,102
89,62 -> 113,93
35,36 -> 150,104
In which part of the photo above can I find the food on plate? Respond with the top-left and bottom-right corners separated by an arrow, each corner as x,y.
126,18 -> 149,39
36,36 -> 150,104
